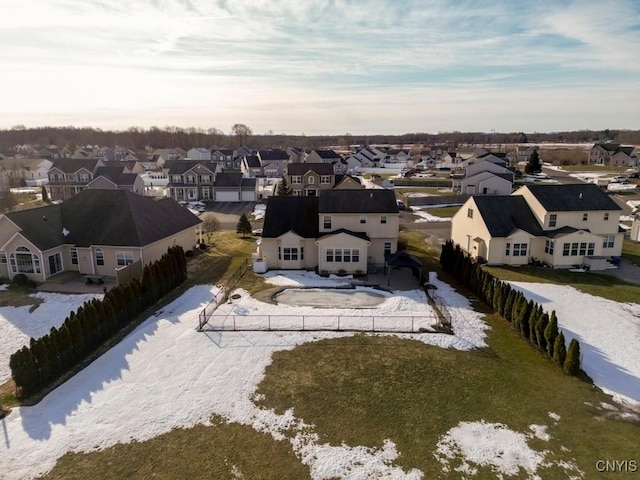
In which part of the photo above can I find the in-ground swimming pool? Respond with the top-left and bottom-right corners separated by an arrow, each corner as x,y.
274,287 -> 387,308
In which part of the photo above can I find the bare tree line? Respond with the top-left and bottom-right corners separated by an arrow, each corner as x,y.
1,125 -> 639,151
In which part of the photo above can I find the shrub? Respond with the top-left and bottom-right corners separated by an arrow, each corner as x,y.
564,338 -> 581,376
11,274 -> 29,286
185,250 -> 194,258
553,332 -> 567,367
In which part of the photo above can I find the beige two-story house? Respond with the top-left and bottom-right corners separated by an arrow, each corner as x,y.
47,158 -> 105,201
450,184 -> 623,269
0,189 -> 201,283
285,163 -> 335,197
255,189 -> 399,274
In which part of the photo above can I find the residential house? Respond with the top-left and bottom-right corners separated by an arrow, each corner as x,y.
305,149 -> 342,165
166,160 -> 219,202
334,175 -> 364,190
287,147 -> 304,164
452,155 -> 514,195
589,143 -> 638,167
87,166 -> 145,194
382,149 -> 410,166
213,172 -> 257,202
241,155 -> 263,177
0,189 -> 201,283
187,147 -> 213,161
450,184 -> 623,269
47,158 -> 105,201
285,163 -> 335,197
0,157 -> 52,187
255,189 -> 399,273
211,148 -> 234,168
257,149 -> 290,177
516,145 -> 539,165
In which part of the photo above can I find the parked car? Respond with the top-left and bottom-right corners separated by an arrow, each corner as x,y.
396,200 -> 406,210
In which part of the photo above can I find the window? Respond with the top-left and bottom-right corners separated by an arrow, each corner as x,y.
293,190 -> 301,196
308,176 -> 315,184
380,215 -> 387,224
70,247 -> 78,265
282,247 -> 299,261
549,214 -> 557,228
570,242 -> 578,256
505,242 -> 510,256
116,251 -> 134,266
10,246 -> 40,274
200,175 -> 211,183
172,175 -> 182,182
321,175 -> 331,184
544,240 -> 554,255
79,173 -> 89,182
323,216 -> 331,229
68,174 -> 75,182
513,243 -> 527,257
603,235 -> 615,248
325,248 -> 359,262
587,242 -> 595,255
562,243 -> 570,256
359,215 -> 367,224
291,176 -> 302,184
604,212 -> 609,221
384,242 -> 392,256
186,175 -> 196,184
582,212 -> 588,221
95,248 -> 104,266
579,242 -> 587,255
0,252 -> 6,264
300,246 -> 304,260
467,208 -> 473,218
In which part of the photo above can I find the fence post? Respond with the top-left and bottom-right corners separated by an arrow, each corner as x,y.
233,316 -> 236,331
268,315 -> 271,331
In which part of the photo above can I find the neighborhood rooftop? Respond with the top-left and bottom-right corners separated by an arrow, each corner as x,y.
525,184 -> 622,211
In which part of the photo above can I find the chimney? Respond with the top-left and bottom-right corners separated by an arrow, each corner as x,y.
579,192 -> 583,199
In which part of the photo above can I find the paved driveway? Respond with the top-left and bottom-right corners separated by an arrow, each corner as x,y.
599,258 -> 640,285
204,202 -> 257,230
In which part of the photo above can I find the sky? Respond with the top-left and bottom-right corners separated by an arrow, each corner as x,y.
1,0 -> 639,135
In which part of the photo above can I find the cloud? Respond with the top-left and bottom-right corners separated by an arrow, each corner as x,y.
0,0 -> 638,133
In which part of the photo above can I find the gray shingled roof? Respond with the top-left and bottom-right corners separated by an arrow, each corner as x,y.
523,184 -> 622,212
314,149 -> 341,159
243,155 -> 261,168
319,189 -> 398,214
6,189 -> 201,250
165,160 -> 217,175
50,158 -> 100,173
258,149 -> 289,161
286,163 -> 334,175
262,196 -> 319,238
473,196 -> 544,237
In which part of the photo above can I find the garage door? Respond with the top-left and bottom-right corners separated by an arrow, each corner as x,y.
215,191 -> 240,202
241,190 -> 256,201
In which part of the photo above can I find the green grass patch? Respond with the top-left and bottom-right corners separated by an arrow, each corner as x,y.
254,318 -> 638,479
484,265 -> 640,303
557,165 -> 629,172
622,239 -> 640,267
395,187 -> 453,196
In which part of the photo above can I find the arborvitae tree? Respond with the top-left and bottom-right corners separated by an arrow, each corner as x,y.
553,332 -> 567,367
544,312 -> 559,356
276,176 -> 292,196
31,337 -> 52,386
10,347 -> 40,397
67,312 -> 86,359
45,327 -> 63,379
102,296 -> 118,335
528,304 -> 542,342
512,294 -> 525,331
524,149 -> 542,174
536,312 -> 549,351
503,290 -> 517,322
57,323 -> 75,369
564,339 -> 581,376
492,280 -> 504,312
518,300 -> 532,340
236,212 -> 252,238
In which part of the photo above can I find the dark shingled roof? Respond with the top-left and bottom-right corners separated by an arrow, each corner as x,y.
258,149 -> 289,161
319,189 -> 398,214
243,155 -> 261,168
93,166 -> 139,186
523,184 -> 622,211
286,163 -> 334,175
316,228 -> 370,242
215,172 -> 243,187
6,189 -> 201,249
262,196 -> 319,238
473,196 -> 543,237
165,160 -> 217,175
543,226 -> 586,238
50,158 -> 100,173
314,149 -> 341,159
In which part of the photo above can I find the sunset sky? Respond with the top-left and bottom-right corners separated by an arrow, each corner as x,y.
1,0 -> 639,135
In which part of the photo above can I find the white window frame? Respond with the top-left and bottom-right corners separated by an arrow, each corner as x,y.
321,175 -> 331,184
323,216 -> 331,229
549,214 -> 557,228
116,251 -> 134,266
603,235 -> 615,248
95,248 -> 105,266
380,215 -> 387,224
70,247 -> 78,265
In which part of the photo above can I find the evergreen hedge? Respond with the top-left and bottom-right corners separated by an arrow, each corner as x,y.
10,246 -> 187,398
440,240 -> 581,376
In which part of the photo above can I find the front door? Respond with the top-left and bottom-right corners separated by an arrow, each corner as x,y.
48,252 -> 63,275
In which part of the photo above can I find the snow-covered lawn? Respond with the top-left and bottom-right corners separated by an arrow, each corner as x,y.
0,291 -> 103,383
410,204 -> 457,222
509,282 -> 640,406
251,203 -> 266,220
1,273 -> 635,478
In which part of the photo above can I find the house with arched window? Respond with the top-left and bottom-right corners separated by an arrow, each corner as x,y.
0,189 -> 202,283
